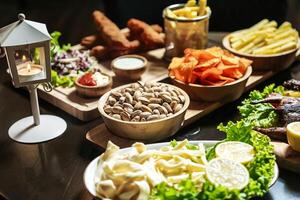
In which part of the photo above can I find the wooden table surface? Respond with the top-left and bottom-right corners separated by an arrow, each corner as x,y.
1,33 -> 300,200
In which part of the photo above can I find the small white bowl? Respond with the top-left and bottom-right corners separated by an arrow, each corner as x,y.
111,55 -> 148,80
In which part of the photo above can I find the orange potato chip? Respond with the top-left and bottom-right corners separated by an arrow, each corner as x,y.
168,46 -> 252,85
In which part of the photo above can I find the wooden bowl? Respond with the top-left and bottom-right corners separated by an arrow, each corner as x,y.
75,73 -> 112,98
98,83 -> 190,142
223,31 -> 300,71
170,66 -> 252,102
111,55 -> 147,80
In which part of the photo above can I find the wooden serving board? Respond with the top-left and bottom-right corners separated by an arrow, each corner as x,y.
37,48 -> 169,121
86,70 -> 275,149
273,141 -> 300,174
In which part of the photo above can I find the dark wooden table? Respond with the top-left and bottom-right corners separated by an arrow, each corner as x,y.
1,33 -> 300,200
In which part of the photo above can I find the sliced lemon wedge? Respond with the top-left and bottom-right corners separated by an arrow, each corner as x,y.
206,158 -> 249,190
287,122 -> 300,152
215,141 -> 255,164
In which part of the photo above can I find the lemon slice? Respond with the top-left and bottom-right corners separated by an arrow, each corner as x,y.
287,122 -> 300,152
215,141 -> 255,164
206,158 -> 249,190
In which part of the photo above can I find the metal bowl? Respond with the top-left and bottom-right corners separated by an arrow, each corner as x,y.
170,66 -> 252,102
98,83 -> 190,141
223,31 -> 300,71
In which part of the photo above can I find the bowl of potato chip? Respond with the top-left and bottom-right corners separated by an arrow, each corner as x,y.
168,47 -> 252,102
223,19 -> 300,71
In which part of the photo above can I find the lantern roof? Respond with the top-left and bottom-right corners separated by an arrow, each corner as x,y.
0,14 -> 51,47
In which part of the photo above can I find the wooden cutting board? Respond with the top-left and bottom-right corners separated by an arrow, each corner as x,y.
37,48 -> 169,121
272,141 -> 300,174
86,70 -> 275,149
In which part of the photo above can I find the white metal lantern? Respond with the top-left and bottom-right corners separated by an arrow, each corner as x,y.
0,14 -> 66,144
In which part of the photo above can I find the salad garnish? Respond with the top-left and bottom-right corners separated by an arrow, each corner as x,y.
94,121 -> 275,200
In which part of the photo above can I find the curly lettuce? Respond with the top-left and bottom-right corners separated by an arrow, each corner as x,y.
51,70 -> 75,87
150,121 -> 275,200
238,84 -> 284,128
150,178 -> 199,200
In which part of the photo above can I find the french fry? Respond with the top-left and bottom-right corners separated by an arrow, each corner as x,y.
266,29 -> 297,44
232,34 -> 256,50
186,0 -> 196,7
239,36 -> 264,53
199,0 -> 207,15
263,20 -> 278,29
248,19 -> 269,31
167,0 -> 209,19
252,36 -> 295,54
229,20 -> 299,55
278,21 -> 292,30
273,41 -> 297,53
246,41 -> 266,54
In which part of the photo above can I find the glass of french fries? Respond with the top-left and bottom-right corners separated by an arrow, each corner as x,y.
163,3 -> 211,60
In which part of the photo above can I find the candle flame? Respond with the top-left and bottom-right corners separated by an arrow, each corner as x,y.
27,63 -> 31,72
22,55 -> 27,62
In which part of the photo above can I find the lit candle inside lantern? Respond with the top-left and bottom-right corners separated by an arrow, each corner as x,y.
17,55 -> 43,81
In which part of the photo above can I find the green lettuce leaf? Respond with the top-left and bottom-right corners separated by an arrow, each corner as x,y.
150,178 -> 198,200
51,70 -> 75,87
150,121 -> 275,200
50,31 -> 71,59
238,84 -> 284,128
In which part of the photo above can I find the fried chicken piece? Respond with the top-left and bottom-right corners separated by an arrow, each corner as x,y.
82,24 -> 161,48
127,18 -> 165,50
150,24 -> 163,33
92,10 -> 140,51
91,45 -> 108,59
81,35 -> 102,48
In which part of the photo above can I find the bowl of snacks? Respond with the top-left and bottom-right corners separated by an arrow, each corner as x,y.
98,81 -> 190,141
223,19 -> 300,71
169,47 -> 252,102
75,71 -> 112,98
163,0 -> 211,60
111,55 -> 148,80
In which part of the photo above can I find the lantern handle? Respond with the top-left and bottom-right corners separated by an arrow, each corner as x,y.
18,13 -> 26,21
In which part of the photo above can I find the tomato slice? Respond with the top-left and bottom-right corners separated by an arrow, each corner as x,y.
78,72 -> 97,86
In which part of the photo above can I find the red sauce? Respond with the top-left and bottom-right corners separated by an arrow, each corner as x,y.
78,72 -> 97,86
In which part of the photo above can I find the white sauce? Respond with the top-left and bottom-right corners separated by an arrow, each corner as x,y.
114,57 -> 145,70
92,72 -> 110,87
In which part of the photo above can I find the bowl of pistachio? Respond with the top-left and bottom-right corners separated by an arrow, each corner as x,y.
98,81 -> 190,141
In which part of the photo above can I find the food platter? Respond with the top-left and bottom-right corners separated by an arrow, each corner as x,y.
83,140 -> 279,197
37,47 -> 169,121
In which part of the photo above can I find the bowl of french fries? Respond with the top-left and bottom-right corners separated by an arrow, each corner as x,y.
163,0 -> 211,60
223,19 -> 300,71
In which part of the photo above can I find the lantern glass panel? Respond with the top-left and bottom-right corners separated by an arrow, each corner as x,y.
14,46 -> 47,83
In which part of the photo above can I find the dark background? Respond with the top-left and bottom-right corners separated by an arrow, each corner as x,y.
0,0 -> 299,44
